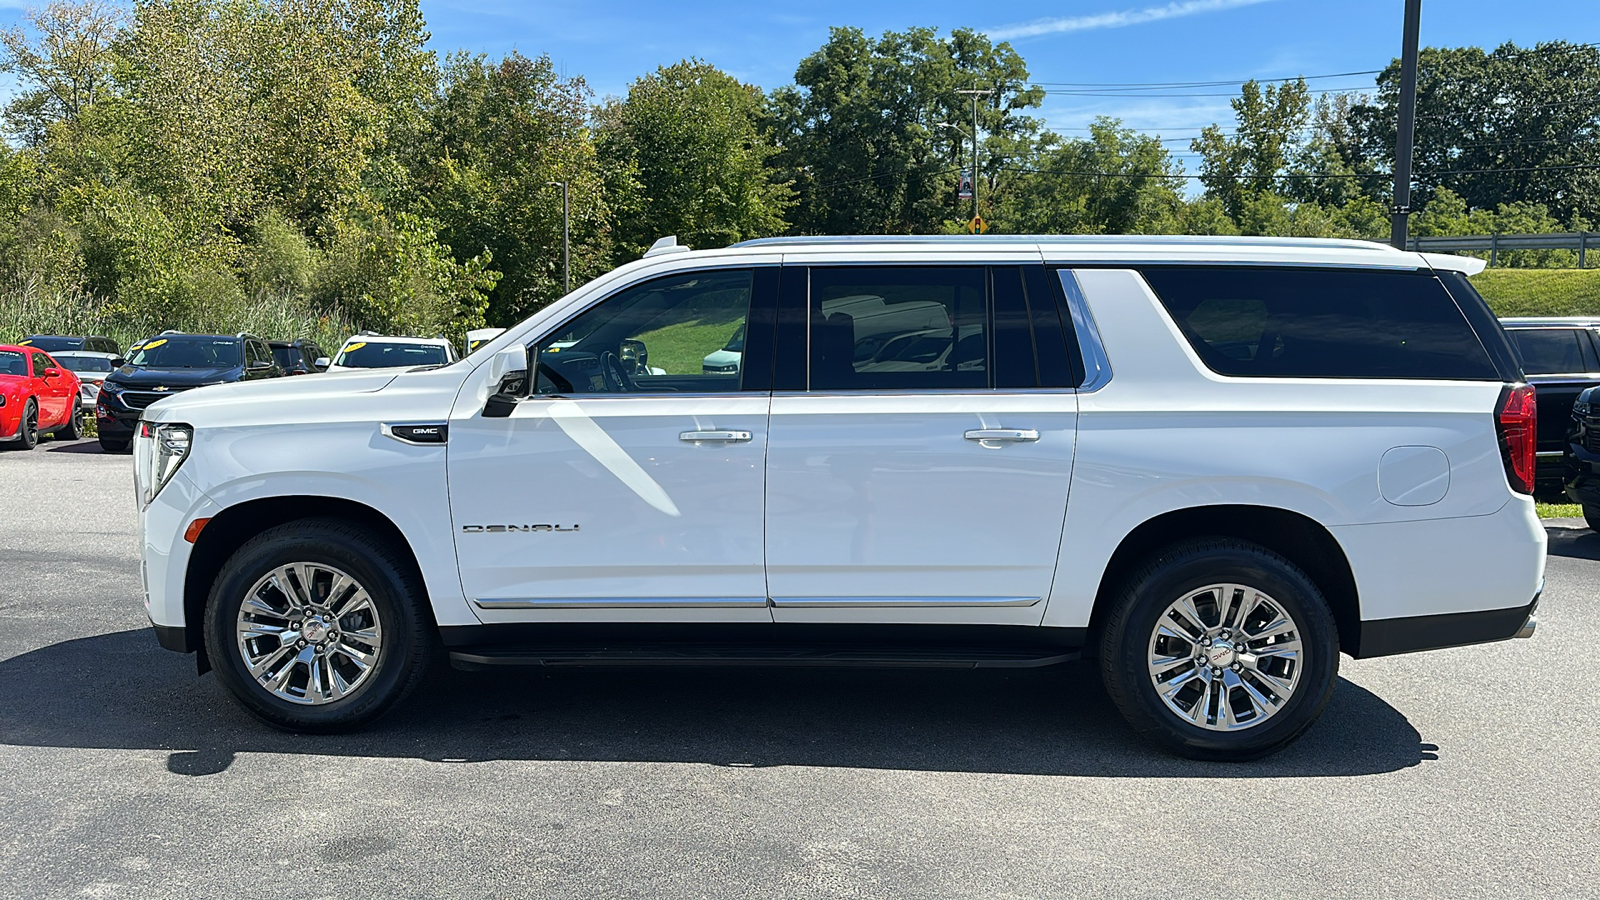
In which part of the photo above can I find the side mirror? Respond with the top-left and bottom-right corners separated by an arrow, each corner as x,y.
43,367 -> 61,378
484,345 -> 534,418
111,357 -> 126,368
314,357 -> 331,370
248,359 -> 272,371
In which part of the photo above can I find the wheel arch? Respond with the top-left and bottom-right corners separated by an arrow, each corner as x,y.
184,496 -> 433,674
1084,505 -> 1361,657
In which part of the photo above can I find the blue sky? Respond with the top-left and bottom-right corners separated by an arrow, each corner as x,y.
1,0 -> 1594,159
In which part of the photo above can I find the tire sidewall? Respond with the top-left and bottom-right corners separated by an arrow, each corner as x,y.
20,399 -> 37,449
1103,543 -> 1339,759
205,523 -> 426,732
59,399 -> 82,440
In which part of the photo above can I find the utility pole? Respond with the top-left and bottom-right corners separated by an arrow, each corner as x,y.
956,88 -> 992,223
1390,0 -> 1422,250
547,180 -> 570,294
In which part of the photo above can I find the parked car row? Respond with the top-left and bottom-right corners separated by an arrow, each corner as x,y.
5,330 -> 468,452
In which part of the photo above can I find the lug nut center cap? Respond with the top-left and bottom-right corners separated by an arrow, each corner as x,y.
301,618 -> 329,643
1205,640 -> 1238,668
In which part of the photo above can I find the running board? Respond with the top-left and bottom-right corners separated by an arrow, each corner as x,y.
448,644 -> 1079,671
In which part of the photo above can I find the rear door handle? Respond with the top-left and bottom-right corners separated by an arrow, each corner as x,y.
680,430 -> 753,443
964,428 -> 1040,443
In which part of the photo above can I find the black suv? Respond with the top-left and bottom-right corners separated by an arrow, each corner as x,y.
268,339 -> 329,375
95,333 -> 282,452
1499,317 -> 1600,491
20,335 -> 122,355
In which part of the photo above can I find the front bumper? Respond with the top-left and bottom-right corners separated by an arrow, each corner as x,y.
1564,428 -> 1600,508
95,395 -> 139,438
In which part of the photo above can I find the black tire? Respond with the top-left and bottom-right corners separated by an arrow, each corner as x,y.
14,399 -> 38,450
1098,538 -> 1339,761
57,398 -> 83,440
1583,506 -> 1600,533
98,436 -> 129,453
204,518 -> 435,733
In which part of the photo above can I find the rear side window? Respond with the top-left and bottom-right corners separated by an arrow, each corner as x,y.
1141,267 -> 1499,380
807,267 -> 986,391
1506,329 -> 1599,375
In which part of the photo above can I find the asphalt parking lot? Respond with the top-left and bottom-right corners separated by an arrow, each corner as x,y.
2,437 -> 1597,899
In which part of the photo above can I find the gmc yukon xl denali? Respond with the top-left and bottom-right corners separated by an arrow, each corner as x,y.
134,235 -> 1544,760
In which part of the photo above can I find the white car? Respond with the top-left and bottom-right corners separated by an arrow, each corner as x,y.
321,334 -> 457,373
48,349 -> 124,411
135,235 -> 1543,760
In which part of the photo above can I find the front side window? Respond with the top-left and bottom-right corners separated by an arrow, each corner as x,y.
128,337 -> 243,369
32,352 -> 52,375
807,267 -> 987,391
1507,329 -> 1597,375
1142,267 -> 1499,380
537,268 -> 754,394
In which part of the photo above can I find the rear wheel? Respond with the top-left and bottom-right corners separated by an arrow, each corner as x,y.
204,518 -> 434,732
1584,506 -> 1600,532
1098,539 -> 1339,761
57,398 -> 82,440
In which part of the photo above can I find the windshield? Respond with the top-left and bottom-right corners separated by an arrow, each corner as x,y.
0,350 -> 26,376
336,341 -> 448,368
56,356 -> 115,374
127,336 -> 242,369
19,336 -> 81,351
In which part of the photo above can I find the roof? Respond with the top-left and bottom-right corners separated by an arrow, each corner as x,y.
45,350 -> 121,358
719,234 -> 1479,273
339,334 -> 452,345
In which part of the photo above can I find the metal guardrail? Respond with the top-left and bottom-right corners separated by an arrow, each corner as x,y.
1406,232 -> 1597,268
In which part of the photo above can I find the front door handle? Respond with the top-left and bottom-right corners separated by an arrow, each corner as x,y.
680,430 -> 753,443
964,428 -> 1040,443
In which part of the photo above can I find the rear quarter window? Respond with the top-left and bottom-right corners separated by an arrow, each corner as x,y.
1141,267 -> 1499,380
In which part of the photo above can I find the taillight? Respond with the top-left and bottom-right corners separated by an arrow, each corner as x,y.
1496,384 -> 1536,495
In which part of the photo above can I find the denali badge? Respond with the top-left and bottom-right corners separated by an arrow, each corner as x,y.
462,524 -> 580,533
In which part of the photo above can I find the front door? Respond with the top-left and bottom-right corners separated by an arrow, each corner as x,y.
764,265 -> 1079,625
447,267 -> 777,621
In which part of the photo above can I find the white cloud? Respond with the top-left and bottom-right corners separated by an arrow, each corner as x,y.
988,0 -> 1276,41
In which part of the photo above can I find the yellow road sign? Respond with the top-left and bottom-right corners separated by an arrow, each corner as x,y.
967,215 -> 988,234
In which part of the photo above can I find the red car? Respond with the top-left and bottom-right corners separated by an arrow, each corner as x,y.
1,344 -> 84,450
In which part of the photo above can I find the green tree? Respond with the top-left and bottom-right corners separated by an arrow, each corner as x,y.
418,50 -> 609,325
770,26 -> 1045,234
993,118 -> 1184,235
1191,78 -> 1311,220
1346,42 -> 1600,225
597,60 -> 792,259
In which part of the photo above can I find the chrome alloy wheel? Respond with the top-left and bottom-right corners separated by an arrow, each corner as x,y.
1146,583 -> 1304,731
235,563 -> 383,705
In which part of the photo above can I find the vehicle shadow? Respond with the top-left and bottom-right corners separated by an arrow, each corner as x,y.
1546,522 -> 1600,561
0,629 -> 1432,779
44,438 -> 110,454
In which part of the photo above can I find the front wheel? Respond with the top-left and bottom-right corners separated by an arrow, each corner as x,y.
1583,506 -> 1600,532
1098,539 -> 1339,761
204,518 -> 434,732
13,400 -> 39,450
98,435 -> 129,453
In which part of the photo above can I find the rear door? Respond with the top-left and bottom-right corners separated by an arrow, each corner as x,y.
763,264 -> 1079,625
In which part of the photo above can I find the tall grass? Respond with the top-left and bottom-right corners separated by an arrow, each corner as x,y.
0,276 -> 363,353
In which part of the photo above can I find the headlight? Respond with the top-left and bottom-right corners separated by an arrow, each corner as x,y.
99,381 -> 124,394
134,421 -> 192,508
1576,402 -> 1592,416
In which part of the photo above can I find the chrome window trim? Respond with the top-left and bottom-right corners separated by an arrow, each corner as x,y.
1056,269 -> 1113,392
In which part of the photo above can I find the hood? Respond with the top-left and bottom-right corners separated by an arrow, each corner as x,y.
108,365 -> 241,388
141,367 -> 404,422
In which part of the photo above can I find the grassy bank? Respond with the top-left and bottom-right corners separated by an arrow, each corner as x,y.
1,281 -> 363,353
1471,268 -> 1600,317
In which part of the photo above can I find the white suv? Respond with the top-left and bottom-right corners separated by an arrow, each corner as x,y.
322,333 -> 457,372
135,236 -> 1544,760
